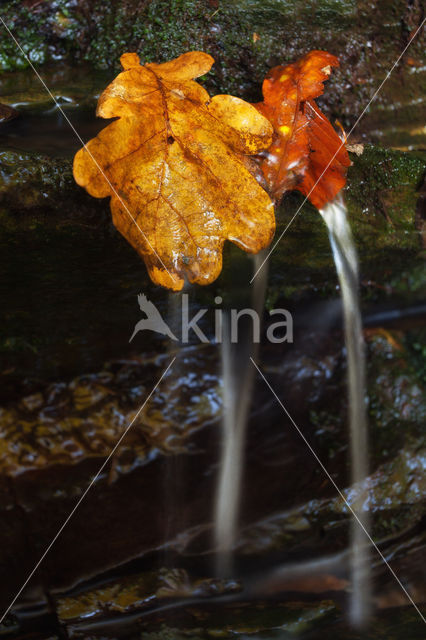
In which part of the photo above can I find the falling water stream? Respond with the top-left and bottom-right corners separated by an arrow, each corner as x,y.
213,195 -> 370,625
215,251 -> 269,576
163,290 -> 184,566
319,194 -> 371,626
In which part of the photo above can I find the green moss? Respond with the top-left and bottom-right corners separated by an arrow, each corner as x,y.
342,146 -> 426,298
405,330 -> 426,386
1,0 -> 424,125
1,139 -> 424,304
348,145 -> 425,193
0,150 -> 107,233
0,1 -> 79,72
254,148 -> 425,306
366,327 -> 426,468
1,0 -> 424,155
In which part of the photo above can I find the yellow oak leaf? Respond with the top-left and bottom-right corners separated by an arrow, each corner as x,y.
73,51 -> 275,290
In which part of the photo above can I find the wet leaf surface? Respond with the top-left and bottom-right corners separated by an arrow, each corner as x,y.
73,52 -> 275,290
253,51 -> 351,209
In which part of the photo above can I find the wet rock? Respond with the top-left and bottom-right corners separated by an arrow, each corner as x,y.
56,567 -> 240,625
1,312 -> 423,617
415,175 -> 426,249
324,607 -> 426,640
265,146 -> 426,305
236,326 -> 426,559
0,1 -> 425,147
61,594 -> 337,638
0,11 -> 425,627
0,480 -> 44,622
132,599 -> 337,639
0,298 -> 424,636
0,142 -> 422,401
0,144 -> 423,300
302,441 -> 426,538
0,328 -> 346,614
0,347 -> 226,605
0,65 -> 108,112
0,150 -> 102,212
0,102 -> 18,124
346,146 -> 426,254
4,352 -> 200,612
367,328 -> 426,460
0,348 -> 221,476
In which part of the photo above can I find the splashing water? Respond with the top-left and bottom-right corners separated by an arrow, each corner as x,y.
319,194 -> 371,626
215,251 -> 269,576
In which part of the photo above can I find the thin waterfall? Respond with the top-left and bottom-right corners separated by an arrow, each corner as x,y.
162,290 -> 183,566
214,313 -> 238,577
319,194 -> 371,626
215,251 -> 269,576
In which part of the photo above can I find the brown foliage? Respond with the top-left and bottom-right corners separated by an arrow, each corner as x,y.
253,50 -> 351,209
74,50 -> 350,289
73,51 -> 275,290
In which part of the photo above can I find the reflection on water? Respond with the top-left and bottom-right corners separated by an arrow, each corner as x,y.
0,107 -> 111,156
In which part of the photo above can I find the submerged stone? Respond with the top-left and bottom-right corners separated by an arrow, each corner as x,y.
56,568 -> 240,625
0,102 -> 18,123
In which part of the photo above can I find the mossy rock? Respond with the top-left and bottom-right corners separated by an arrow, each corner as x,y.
346,145 -> 426,253
0,144 -> 424,321
264,145 -> 426,303
1,0 -> 425,145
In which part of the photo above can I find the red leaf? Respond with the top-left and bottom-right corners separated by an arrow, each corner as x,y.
254,50 -> 351,209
